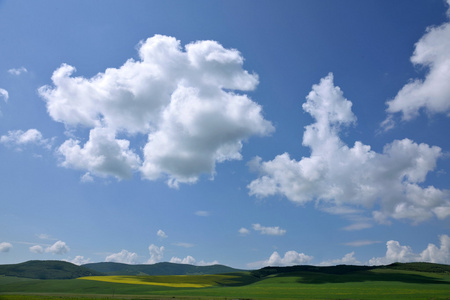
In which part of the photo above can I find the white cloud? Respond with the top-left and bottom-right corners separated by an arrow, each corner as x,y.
343,240 -> 382,247
29,245 -> 44,253
238,227 -> 250,236
105,249 -> 139,264
67,256 -> 91,265
0,242 -> 12,252
195,211 -> 210,217
0,129 -> 51,149
58,127 -> 141,180
248,73 -> 450,224
320,252 -> 361,266
249,250 -> 313,268
385,2 -> 450,123
342,223 -> 372,231
157,229 -> 168,238
8,67 -> 28,76
45,240 -> 69,255
39,35 -> 274,185
173,242 -> 194,248
80,172 -> 94,183
369,234 -> 450,265
0,88 -> 8,102
252,223 -> 286,236
36,233 -> 57,240
170,255 -> 218,266
148,244 -> 164,264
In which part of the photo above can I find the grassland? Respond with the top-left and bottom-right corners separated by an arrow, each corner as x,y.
1,266 -> 450,300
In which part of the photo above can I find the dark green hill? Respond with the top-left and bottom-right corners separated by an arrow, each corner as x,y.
383,262 -> 450,273
0,260 -> 103,279
82,261 -> 245,275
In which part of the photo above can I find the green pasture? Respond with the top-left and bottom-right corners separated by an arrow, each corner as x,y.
1,268 -> 449,300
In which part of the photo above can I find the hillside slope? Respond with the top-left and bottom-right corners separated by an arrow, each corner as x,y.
82,261 -> 245,275
0,260 -> 103,279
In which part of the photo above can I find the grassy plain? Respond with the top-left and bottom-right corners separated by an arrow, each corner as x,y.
1,268 -> 449,299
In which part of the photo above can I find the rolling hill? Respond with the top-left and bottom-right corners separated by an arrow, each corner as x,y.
82,261 -> 245,275
0,260 -> 103,279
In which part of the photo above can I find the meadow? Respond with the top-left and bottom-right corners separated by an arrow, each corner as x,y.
1,267 -> 450,300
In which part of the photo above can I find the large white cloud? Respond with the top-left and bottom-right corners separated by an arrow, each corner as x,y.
248,250 -> 314,268
385,1 -> 450,122
248,73 -> 449,223
39,35 -> 273,186
105,249 -> 139,264
45,240 -> 69,255
369,234 -> 450,265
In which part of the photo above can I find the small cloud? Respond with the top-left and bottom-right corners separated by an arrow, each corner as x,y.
238,227 -> 250,236
343,240 -> 382,247
195,211 -> 210,217
45,240 -> 69,255
66,256 -> 91,265
105,249 -> 139,264
148,244 -> 164,264
170,255 -> 218,266
8,67 -> 28,76
248,250 -> 313,268
36,233 -> 57,241
342,222 -> 373,231
1,129 -> 52,150
157,229 -> 168,238
252,223 -> 286,236
29,245 -> 44,253
80,172 -> 94,183
0,242 -> 12,253
320,252 -> 361,266
173,242 -> 194,248
0,88 -> 8,102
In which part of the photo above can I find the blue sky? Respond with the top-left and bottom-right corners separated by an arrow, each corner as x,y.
0,0 -> 449,269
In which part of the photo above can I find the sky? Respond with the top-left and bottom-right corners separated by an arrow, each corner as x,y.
0,0 -> 449,269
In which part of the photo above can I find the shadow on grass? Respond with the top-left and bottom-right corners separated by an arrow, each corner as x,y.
284,270 -> 450,285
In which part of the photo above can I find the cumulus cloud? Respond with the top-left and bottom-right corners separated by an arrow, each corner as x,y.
45,240 -> 69,255
249,250 -> 313,268
320,252 -> 361,266
252,224 -> 286,236
67,256 -> 91,265
148,244 -> 165,264
385,1 -> 450,123
29,245 -> 44,253
105,249 -> 139,264
157,229 -> 168,238
8,67 -> 28,76
39,35 -> 273,186
170,255 -> 219,266
248,73 -> 449,224
0,129 -> 51,150
369,234 -> 450,265
0,242 -> 12,252
0,88 -> 8,102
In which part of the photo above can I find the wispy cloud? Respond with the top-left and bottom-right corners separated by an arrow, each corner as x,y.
343,240 -> 382,247
173,242 -> 194,248
195,211 -> 210,217
8,67 -> 28,76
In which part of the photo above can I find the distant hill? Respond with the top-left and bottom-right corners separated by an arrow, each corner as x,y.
0,260 -> 103,279
82,261 -> 246,276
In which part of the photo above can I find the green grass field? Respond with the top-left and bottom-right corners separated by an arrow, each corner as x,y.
1,268 -> 449,300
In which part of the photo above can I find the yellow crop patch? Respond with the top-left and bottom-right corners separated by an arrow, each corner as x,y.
78,275 -> 217,288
